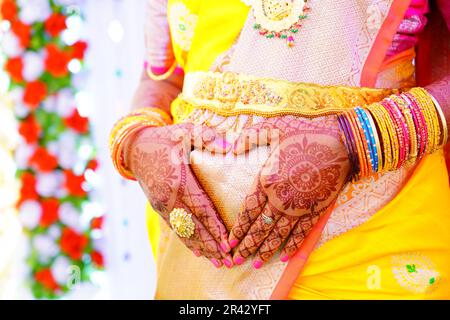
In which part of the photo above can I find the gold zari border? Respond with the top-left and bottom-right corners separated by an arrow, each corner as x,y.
179,71 -> 403,118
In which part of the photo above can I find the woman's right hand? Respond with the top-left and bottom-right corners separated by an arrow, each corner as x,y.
125,123 -> 233,268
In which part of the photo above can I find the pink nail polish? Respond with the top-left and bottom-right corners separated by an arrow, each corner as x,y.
213,138 -> 229,151
220,242 -> 230,253
211,258 -> 221,268
253,260 -> 263,269
280,254 -> 289,262
223,258 -> 233,268
193,250 -> 201,257
234,256 -> 244,265
229,239 -> 238,249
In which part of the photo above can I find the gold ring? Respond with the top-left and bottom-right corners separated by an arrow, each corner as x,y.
261,213 -> 274,225
169,208 -> 195,238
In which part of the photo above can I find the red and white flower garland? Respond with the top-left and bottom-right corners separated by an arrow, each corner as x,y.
1,0 -> 103,298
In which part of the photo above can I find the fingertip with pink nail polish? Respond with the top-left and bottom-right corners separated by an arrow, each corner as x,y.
234,256 -> 244,265
280,254 -> 289,262
210,258 -> 221,268
229,239 -> 238,249
193,250 -> 201,257
253,259 -> 263,269
223,258 -> 233,268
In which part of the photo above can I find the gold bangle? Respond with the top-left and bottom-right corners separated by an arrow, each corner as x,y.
367,103 -> 395,172
146,60 -> 178,81
132,107 -> 173,125
427,91 -> 449,146
410,88 -> 441,153
109,110 -> 171,180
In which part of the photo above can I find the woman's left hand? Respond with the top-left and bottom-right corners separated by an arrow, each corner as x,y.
229,115 -> 351,268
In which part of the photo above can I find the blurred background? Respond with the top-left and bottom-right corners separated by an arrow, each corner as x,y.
0,0 -> 156,299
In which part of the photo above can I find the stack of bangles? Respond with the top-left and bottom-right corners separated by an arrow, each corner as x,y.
109,107 -> 173,180
338,87 -> 448,180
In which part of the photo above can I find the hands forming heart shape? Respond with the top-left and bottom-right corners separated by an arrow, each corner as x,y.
126,115 -> 351,269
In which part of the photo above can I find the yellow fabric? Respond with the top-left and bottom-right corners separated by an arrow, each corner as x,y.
168,0 -> 248,71
144,0 -> 450,299
289,151 -> 450,299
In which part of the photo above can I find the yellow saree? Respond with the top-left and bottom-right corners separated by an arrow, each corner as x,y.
146,0 -> 450,299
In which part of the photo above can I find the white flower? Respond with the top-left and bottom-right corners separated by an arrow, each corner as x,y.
48,225 -> 62,239
59,202 -> 83,232
57,131 -> 79,169
53,0 -> 78,5
42,95 -> 57,113
19,200 -> 42,229
9,87 -> 29,118
18,0 -> 51,24
1,31 -> 24,57
33,234 -> 59,262
15,143 -> 36,170
23,51 -> 45,82
51,256 -> 72,285
36,171 -> 63,197
55,89 -> 76,117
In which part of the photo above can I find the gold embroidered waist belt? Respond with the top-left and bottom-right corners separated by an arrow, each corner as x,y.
178,71 -> 402,118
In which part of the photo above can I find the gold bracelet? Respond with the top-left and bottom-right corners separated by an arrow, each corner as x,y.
427,91 -> 449,146
410,88 -> 441,153
367,103 -> 395,172
146,60 -> 178,81
110,108 -> 172,180
376,102 -> 399,170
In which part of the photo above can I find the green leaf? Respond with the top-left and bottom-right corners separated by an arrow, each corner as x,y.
406,264 -> 417,273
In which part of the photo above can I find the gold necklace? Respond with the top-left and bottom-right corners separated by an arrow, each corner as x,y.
241,0 -> 310,47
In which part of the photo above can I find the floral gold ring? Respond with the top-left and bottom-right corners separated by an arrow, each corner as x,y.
169,208 -> 195,238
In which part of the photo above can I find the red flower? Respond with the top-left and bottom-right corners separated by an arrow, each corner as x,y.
60,227 -> 89,260
34,268 -> 59,291
28,146 -> 58,172
39,198 -> 60,227
5,57 -> 23,82
0,0 -> 18,22
44,13 -> 66,37
64,109 -> 89,134
90,216 -> 104,229
70,41 -> 88,60
18,172 -> 38,205
87,159 -> 99,171
45,44 -> 70,77
64,170 -> 86,197
11,20 -> 31,48
91,250 -> 104,267
18,115 -> 41,144
23,81 -> 47,109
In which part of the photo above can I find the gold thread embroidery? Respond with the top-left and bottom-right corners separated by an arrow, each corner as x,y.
182,71 -> 401,118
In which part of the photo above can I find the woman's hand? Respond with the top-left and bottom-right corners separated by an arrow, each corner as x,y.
229,116 -> 351,268
126,123 -> 233,268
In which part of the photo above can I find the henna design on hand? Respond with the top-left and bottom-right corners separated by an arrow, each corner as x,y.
128,124 -> 232,267
230,116 -> 350,267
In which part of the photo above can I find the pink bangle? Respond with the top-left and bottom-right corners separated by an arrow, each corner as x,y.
381,99 -> 408,167
402,93 -> 428,159
387,98 -> 412,161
